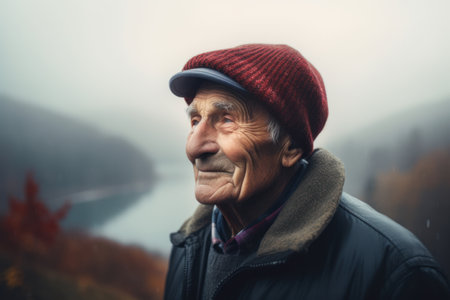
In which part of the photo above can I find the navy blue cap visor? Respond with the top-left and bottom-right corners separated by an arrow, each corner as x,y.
169,68 -> 247,98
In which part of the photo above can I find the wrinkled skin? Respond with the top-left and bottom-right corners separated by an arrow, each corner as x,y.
185,87 -> 302,234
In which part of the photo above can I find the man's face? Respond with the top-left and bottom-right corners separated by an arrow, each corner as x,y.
185,87 -> 287,206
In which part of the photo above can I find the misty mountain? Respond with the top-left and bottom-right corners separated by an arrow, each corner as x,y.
0,96 -> 156,216
327,99 -> 450,274
326,98 -> 450,199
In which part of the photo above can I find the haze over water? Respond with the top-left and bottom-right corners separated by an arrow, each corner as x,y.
92,163 -> 197,255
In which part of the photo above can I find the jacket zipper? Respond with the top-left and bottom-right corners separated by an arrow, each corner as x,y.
183,251 -> 189,300
183,239 -> 197,300
211,259 -> 286,299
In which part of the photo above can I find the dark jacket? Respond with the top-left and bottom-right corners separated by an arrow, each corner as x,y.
164,149 -> 450,300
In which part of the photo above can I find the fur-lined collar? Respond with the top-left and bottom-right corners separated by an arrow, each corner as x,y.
173,149 -> 345,256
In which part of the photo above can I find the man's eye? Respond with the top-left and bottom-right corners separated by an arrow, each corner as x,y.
223,116 -> 234,123
191,119 -> 199,127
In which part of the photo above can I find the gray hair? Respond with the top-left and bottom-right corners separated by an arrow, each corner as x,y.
267,117 -> 300,151
267,117 -> 282,144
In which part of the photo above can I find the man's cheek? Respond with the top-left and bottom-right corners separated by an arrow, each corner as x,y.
220,144 -> 244,162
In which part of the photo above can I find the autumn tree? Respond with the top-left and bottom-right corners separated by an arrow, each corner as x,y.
0,173 -> 70,253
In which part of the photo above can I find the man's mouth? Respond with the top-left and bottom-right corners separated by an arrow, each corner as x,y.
196,166 -> 233,173
195,157 -> 234,174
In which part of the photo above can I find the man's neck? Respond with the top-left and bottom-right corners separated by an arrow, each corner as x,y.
217,166 -> 299,236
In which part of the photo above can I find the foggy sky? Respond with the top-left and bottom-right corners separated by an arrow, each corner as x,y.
1,0 -> 449,167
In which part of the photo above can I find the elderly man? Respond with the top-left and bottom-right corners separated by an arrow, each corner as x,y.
164,44 -> 449,300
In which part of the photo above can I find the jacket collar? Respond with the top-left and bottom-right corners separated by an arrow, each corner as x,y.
171,149 -> 345,256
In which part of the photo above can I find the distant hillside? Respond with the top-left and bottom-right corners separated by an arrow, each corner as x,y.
326,98 -> 450,198
0,96 -> 156,215
326,98 -> 450,275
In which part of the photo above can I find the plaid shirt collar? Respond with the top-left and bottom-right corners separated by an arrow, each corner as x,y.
211,159 -> 309,255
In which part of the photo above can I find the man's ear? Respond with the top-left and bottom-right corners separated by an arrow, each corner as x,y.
280,137 -> 303,168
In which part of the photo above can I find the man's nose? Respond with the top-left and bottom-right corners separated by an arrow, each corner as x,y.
186,119 -> 220,162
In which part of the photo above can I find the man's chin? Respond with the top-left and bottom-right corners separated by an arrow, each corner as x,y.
194,185 -> 233,205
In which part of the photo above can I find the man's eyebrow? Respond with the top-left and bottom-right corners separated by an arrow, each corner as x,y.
186,103 -> 198,118
186,101 -> 236,118
213,101 -> 235,112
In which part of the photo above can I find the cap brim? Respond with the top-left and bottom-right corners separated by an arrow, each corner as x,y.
169,68 -> 247,98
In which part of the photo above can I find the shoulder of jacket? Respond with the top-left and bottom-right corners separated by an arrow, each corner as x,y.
337,193 -> 449,296
338,192 -> 432,260
169,204 -> 213,246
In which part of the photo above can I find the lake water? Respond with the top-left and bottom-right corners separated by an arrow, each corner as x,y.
91,163 -> 198,256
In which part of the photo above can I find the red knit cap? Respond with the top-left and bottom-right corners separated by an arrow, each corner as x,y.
181,44 -> 328,156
